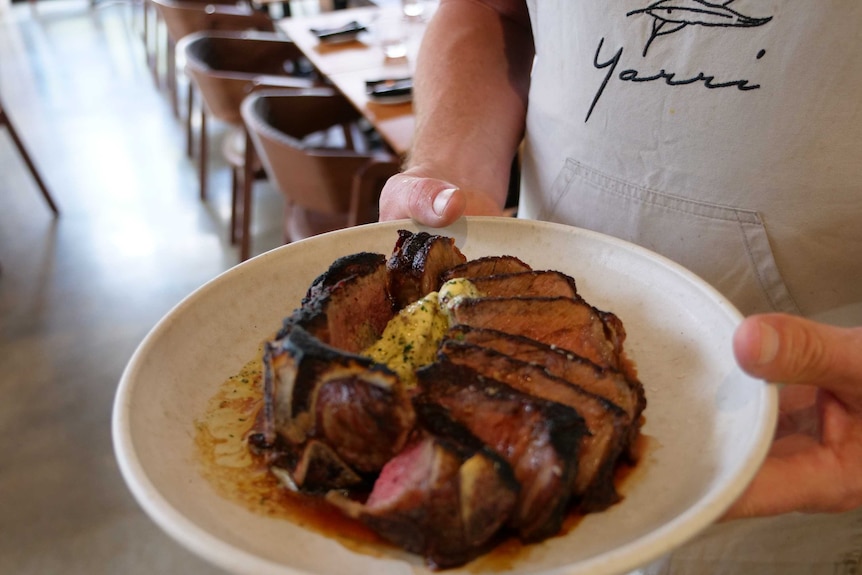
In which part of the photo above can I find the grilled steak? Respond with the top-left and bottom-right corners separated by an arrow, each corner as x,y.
278,252 -> 393,353
300,252 -> 387,307
328,435 -> 519,569
445,325 -> 645,428
387,230 -> 467,309
468,270 -> 579,299
437,340 -> 629,510
440,255 -> 532,283
262,326 -> 414,487
414,361 -> 588,541
312,365 -> 416,473
247,231 -> 648,568
276,439 -> 363,491
450,295 -> 626,371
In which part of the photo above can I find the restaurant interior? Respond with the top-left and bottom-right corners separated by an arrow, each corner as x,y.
0,0 -> 416,572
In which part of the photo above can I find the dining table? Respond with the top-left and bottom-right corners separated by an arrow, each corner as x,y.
277,2 -> 436,157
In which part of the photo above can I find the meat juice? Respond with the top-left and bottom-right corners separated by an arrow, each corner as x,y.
193,350 -> 384,550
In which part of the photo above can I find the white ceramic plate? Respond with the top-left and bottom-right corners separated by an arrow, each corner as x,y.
112,217 -> 778,575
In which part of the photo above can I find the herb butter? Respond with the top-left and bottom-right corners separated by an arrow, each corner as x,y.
362,279 -> 481,386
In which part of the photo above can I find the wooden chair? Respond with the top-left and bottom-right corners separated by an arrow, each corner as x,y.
149,0 -> 275,122
147,0 -> 367,110
180,31 -> 318,254
251,0 -> 369,19
0,95 -> 59,217
240,88 -> 400,258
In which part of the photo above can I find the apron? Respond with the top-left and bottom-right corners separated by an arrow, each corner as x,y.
520,0 -> 862,321
518,1 -> 862,573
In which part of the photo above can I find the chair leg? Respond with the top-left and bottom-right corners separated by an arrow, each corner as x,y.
347,176 -> 361,228
239,130 -> 254,261
199,107 -> 208,201
341,122 -> 355,150
143,0 -> 156,82
230,166 -> 239,245
167,38 -> 179,118
151,10 -> 161,87
141,0 -> 148,43
1,105 -> 59,216
186,82 -> 195,158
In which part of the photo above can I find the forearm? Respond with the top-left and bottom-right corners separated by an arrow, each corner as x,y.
407,0 -> 534,209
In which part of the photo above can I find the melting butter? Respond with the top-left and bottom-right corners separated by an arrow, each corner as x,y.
363,278 -> 481,386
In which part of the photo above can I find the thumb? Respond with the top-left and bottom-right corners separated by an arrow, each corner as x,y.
378,173 -> 467,227
733,313 -> 862,401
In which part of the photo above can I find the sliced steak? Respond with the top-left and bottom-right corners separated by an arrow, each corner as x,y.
440,255 -> 532,283
274,439 -> 364,492
254,232 -> 648,567
328,435 -> 519,569
450,296 -> 625,371
300,252 -> 387,307
313,365 -> 416,473
468,270 -> 579,299
262,326 -> 414,488
437,340 -> 630,510
414,361 -> 587,541
387,230 -> 467,309
445,325 -> 646,427
278,252 -> 393,353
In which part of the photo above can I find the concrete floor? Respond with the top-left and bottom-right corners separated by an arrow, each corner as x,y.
0,2 -> 285,572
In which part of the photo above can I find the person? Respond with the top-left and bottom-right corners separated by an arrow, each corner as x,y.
378,1 -> 862,572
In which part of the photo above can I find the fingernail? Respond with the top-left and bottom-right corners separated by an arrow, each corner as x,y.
432,188 -> 456,216
757,321 -> 780,365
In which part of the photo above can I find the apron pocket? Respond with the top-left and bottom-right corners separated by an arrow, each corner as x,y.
538,158 -> 799,315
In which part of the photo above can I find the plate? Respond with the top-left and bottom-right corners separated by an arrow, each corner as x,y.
112,217 -> 778,575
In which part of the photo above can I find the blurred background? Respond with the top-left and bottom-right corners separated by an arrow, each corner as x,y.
0,0 -> 335,572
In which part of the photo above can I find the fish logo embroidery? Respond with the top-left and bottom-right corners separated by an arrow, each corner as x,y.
627,0 -> 772,57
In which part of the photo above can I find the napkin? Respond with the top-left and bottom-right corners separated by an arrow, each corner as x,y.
310,20 -> 367,43
365,77 -> 413,99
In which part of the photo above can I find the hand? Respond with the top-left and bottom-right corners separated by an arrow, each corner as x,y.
724,313 -> 862,519
378,168 -> 505,227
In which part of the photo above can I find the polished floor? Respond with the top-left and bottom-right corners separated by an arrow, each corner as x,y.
0,1 -> 285,572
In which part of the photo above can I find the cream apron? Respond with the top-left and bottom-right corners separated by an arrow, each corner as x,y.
519,1 -> 862,572
520,0 -> 862,321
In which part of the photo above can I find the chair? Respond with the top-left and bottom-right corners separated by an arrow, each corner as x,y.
0,95 -> 59,217
149,0 -> 275,121
245,0 -> 369,20
140,0 -> 236,89
147,0 -> 362,118
180,31 -> 319,252
241,88 -> 400,257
